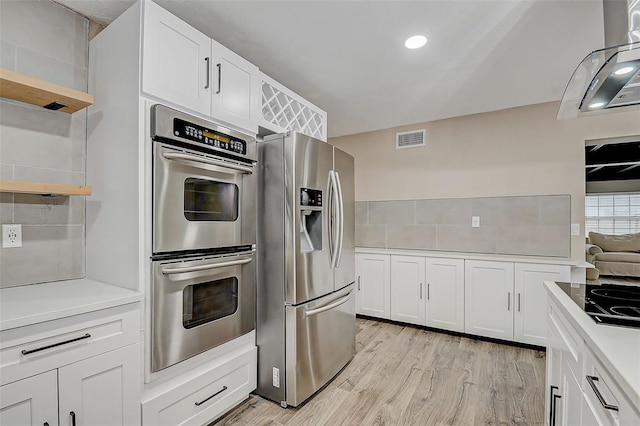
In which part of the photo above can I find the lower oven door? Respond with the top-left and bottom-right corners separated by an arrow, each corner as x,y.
151,251 -> 255,372
153,142 -> 255,254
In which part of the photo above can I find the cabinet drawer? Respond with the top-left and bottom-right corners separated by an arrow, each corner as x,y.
548,301 -> 583,378
142,345 -> 256,426
583,347 -> 640,425
0,303 -> 139,385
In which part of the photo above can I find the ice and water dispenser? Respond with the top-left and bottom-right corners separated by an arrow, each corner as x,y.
300,188 -> 323,252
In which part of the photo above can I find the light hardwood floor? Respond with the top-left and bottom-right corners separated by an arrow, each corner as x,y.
215,318 -> 546,425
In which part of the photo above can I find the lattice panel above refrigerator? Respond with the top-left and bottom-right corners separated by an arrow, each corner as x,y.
261,76 -> 326,141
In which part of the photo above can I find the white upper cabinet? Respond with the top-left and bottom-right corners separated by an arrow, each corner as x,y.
210,41 -> 260,134
142,1 -> 211,115
142,1 -> 260,134
425,257 -> 465,332
390,256 -> 426,326
464,260 -> 515,340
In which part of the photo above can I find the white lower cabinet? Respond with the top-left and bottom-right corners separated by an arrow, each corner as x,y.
356,254 -> 390,318
0,303 -> 141,426
514,263 -> 570,346
357,251 -> 571,346
142,345 -> 256,425
464,260 -> 515,340
546,300 -> 640,426
425,258 -> 465,332
59,344 -> 140,426
0,370 -> 58,426
390,256 -> 426,326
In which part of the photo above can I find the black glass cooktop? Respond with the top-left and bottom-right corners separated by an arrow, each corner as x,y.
556,282 -> 640,328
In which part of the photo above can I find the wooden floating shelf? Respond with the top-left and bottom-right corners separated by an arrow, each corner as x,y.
0,180 -> 92,196
0,68 -> 94,113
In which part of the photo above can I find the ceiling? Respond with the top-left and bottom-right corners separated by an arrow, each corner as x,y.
54,0 -> 606,138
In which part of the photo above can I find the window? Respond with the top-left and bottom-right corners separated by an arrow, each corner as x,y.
585,193 -> 640,235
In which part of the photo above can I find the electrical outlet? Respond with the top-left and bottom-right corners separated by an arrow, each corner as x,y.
272,367 -> 280,388
2,224 -> 22,248
471,216 -> 480,228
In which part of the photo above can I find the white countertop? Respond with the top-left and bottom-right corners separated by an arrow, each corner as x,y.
357,247 -> 583,266
544,280 -> 640,409
0,279 -> 143,331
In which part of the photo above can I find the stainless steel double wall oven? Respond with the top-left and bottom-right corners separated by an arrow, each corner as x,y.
150,104 -> 257,372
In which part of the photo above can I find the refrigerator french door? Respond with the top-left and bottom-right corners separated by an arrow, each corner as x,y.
256,132 -> 355,407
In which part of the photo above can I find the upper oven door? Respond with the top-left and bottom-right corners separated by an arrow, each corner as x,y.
153,142 -> 253,254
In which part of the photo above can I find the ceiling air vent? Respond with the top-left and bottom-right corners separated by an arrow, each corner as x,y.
396,129 -> 426,150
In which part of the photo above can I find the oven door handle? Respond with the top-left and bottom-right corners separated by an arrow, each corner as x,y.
162,257 -> 253,275
162,151 -> 254,174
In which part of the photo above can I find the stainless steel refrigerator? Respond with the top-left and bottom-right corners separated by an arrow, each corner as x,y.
256,132 -> 355,407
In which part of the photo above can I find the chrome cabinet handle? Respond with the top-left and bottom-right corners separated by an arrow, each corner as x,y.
427,283 -> 430,300
195,386 -> 228,406
162,257 -> 252,275
357,276 -> 361,291
22,333 -> 91,355
507,292 -> 511,311
204,57 -> 210,89
586,376 -> 619,411
216,63 -> 222,94
517,293 -> 521,312
420,283 -> 423,299
70,411 -> 76,426
162,151 -> 254,174
304,291 -> 352,317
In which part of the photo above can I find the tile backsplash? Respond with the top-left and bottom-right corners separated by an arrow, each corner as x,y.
356,195 -> 571,257
0,0 -> 88,287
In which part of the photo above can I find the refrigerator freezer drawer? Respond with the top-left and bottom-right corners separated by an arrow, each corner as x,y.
284,284 -> 355,407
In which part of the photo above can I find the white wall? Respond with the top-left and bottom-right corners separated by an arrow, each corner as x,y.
330,101 -> 640,261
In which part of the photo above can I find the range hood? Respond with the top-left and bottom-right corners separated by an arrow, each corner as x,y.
557,0 -> 640,119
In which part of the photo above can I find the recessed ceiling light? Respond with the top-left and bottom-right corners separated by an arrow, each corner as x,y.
614,66 -> 635,76
405,35 -> 427,49
589,101 -> 606,109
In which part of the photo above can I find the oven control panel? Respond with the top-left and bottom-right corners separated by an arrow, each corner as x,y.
300,188 -> 322,207
173,118 -> 246,155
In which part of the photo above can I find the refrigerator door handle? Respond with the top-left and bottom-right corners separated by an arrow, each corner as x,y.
328,170 -> 340,268
334,171 -> 344,268
304,290 -> 353,317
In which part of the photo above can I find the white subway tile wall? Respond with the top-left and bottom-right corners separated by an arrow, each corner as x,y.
355,195 -> 571,257
0,0 -> 89,287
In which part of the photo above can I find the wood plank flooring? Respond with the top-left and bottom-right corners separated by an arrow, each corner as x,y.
215,318 -> 546,426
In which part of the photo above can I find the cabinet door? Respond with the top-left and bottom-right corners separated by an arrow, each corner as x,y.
464,260 -> 514,340
390,256 -> 426,326
514,263 -> 570,346
356,254 -> 390,319
142,0 -> 211,115
557,364 -> 582,426
0,370 -> 58,426
425,258 -> 464,332
545,319 -> 563,426
58,343 -> 140,426
210,40 -> 260,133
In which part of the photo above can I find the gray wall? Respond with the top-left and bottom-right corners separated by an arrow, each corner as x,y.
0,0 -> 88,287
356,195 -> 571,257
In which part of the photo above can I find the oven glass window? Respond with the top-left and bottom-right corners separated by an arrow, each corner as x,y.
183,277 -> 239,329
184,178 -> 239,221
